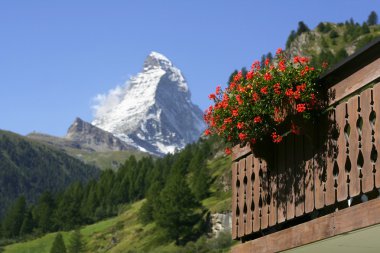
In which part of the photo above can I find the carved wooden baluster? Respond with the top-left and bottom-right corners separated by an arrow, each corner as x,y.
314,120 -> 325,209
326,108 -> 336,206
304,125 -> 315,214
374,84 -> 380,188
369,89 -> 378,189
361,89 -> 374,193
245,154 -> 253,235
277,140 -> 286,223
337,103 -> 348,202
232,162 -> 239,239
295,134 -> 305,217
356,96 -> 365,194
238,158 -> 246,238
253,157 -> 261,232
348,96 -> 360,197
286,136 -> 295,219
260,159 -> 269,229
269,148 -> 278,226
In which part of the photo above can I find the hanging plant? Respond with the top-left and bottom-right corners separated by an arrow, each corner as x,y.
204,48 -> 327,155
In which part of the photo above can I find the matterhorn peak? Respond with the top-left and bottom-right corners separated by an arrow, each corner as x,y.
92,52 -> 205,156
143,51 -> 173,71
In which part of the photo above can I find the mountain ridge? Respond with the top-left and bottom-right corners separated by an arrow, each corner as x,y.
92,51 -> 206,156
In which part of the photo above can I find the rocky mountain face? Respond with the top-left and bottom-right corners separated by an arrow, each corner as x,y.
92,52 -> 205,156
65,117 -> 135,152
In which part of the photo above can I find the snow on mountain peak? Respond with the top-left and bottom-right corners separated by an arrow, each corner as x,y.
92,52 -> 205,156
143,51 -> 173,71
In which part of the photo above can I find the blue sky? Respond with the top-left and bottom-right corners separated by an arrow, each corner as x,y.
0,0 -> 378,136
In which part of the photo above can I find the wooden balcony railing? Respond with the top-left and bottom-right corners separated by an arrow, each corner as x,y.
231,40 -> 380,241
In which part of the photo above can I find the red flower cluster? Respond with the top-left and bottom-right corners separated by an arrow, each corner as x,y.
204,48 -> 324,151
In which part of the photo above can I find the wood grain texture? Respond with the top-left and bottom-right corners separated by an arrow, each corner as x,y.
286,136 -> 295,220
361,88 -> 374,193
336,103 -> 348,201
348,97 -> 361,197
245,154 -> 253,235
260,159 -> 269,230
231,161 -> 238,239
253,157 -> 261,232
304,135 -> 315,213
232,144 -> 251,161
238,158 -> 246,238
325,109 -> 336,206
327,58 -> 380,106
374,84 -> 380,188
232,198 -> 380,253
295,134 -> 305,217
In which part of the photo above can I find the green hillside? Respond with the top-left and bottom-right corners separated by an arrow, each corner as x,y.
0,130 -> 100,218
27,132 -> 148,170
286,19 -> 380,67
2,148 -> 233,253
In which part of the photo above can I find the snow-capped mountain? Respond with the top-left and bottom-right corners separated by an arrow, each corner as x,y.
92,52 -> 205,156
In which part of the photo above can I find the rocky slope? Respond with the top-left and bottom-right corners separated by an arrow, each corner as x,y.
65,117 -> 135,152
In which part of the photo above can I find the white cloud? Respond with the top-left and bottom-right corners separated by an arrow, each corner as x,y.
92,83 -> 127,120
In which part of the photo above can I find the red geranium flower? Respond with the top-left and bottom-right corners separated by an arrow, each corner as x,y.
237,122 -> 244,129
252,92 -> 260,102
260,86 -> 268,94
215,86 -> 221,95
264,72 -> 272,81
296,103 -> 307,113
239,132 -> 247,141
254,116 -> 262,123
285,88 -> 293,97
271,132 -> 283,143
204,129 -> 211,135
273,83 -> 281,94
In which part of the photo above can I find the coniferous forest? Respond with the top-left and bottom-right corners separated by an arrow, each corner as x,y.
0,134 -> 221,248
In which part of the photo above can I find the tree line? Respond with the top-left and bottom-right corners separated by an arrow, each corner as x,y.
0,136 -> 218,246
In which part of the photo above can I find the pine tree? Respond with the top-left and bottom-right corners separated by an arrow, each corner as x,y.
362,22 -> 370,34
296,21 -> 310,35
19,210 -> 34,236
139,182 -> 162,224
367,11 -> 378,26
54,183 -> 83,230
154,168 -> 203,245
286,30 -> 296,49
33,191 -> 55,233
2,196 -> 27,238
228,70 -> 238,84
50,233 -> 67,253
260,54 -> 266,69
189,151 -> 211,201
329,30 -> 339,39
67,230 -> 85,253
317,22 -> 326,32
336,48 -> 348,61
